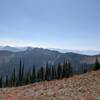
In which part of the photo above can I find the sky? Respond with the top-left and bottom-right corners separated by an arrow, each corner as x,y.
0,0 -> 100,50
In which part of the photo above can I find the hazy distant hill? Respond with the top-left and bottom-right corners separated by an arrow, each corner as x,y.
50,48 -> 100,55
0,46 -> 27,52
0,46 -> 100,55
0,47 -> 100,77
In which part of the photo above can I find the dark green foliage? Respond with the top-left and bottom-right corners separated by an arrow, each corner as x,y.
57,63 -> 62,79
39,67 -> 44,81
11,68 -> 16,87
49,67 -> 52,81
45,63 -> 49,80
36,70 -> 40,82
21,63 -> 24,82
2,60 -> 73,88
94,57 -> 100,70
51,66 -> 56,80
5,75 -> 9,87
18,60 -> 22,85
36,66 -> 45,82
30,65 -> 36,83
67,62 -> 73,77
25,71 -> 31,85
62,61 -> 68,77
0,77 -> 2,88
17,61 -> 25,85
83,69 -> 87,73
62,61 -> 72,78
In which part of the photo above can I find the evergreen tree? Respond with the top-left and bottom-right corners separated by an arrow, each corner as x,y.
21,62 -> 25,85
0,77 -> 2,88
51,65 -> 57,80
45,63 -> 51,81
39,66 -> 44,81
45,63 -> 49,80
49,66 -> 52,81
25,71 -> 31,85
18,60 -> 22,85
1,59 -> 75,88
37,69 -> 41,82
5,75 -> 9,87
30,64 -> 36,83
51,66 -> 54,80
67,62 -> 73,77
11,68 -> 16,87
83,69 -> 87,73
62,60 -> 72,78
62,61 -> 68,77
94,56 -> 100,70
57,63 -> 62,79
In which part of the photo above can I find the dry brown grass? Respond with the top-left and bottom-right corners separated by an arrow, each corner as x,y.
0,70 -> 100,100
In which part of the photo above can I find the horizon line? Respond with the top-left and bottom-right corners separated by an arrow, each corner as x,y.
0,45 -> 100,51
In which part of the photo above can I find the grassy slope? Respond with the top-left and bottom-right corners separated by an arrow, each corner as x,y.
0,70 -> 100,100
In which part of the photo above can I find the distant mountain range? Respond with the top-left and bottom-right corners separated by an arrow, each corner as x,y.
0,46 -> 100,55
0,46 -> 100,78
50,48 -> 100,55
0,46 -> 27,52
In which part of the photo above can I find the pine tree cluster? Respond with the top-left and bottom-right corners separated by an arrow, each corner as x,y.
0,56 -> 100,88
0,60 -> 72,88
94,56 -> 100,70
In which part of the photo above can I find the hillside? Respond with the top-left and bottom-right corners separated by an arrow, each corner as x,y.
0,70 -> 100,100
0,48 -> 100,77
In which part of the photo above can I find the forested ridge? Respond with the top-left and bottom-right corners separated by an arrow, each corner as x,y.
0,57 -> 100,88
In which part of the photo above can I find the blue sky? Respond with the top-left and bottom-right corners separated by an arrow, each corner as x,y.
0,0 -> 100,50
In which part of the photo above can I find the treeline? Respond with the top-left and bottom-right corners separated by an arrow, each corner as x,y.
93,57 -> 100,70
0,57 -> 100,88
0,60 -> 73,88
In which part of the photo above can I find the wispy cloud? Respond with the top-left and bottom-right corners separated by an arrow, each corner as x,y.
0,39 -> 58,48
0,39 -> 33,47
